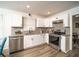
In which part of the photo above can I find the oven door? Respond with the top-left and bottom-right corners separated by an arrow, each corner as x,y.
49,35 -> 59,46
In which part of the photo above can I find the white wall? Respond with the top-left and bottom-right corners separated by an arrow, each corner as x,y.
0,14 -> 4,37
0,8 -> 27,50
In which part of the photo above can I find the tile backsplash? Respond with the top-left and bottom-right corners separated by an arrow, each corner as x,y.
11,27 -> 23,35
11,26 -> 61,35
36,27 -> 54,33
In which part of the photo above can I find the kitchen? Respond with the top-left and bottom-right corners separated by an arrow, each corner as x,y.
0,1 -> 79,57
9,12 -> 70,54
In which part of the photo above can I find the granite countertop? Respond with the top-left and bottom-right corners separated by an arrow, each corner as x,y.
9,34 -> 24,36
49,33 -> 70,37
24,32 -> 47,35
61,34 -> 70,36
9,32 -> 47,37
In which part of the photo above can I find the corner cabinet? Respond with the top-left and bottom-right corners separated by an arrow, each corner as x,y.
24,34 -> 45,49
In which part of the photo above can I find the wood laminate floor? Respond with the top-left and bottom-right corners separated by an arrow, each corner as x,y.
10,44 -> 59,57
1,44 -> 79,57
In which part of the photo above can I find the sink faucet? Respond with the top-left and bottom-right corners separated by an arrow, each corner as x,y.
29,27 -> 32,34
29,30 -> 31,34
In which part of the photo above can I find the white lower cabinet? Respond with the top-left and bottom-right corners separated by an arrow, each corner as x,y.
24,35 -> 32,49
24,34 -> 45,49
61,35 -> 66,52
44,33 -> 49,44
66,36 -> 70,52
60,35 -> 70,53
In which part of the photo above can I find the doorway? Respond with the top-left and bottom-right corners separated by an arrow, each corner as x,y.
72,14 -> 79,49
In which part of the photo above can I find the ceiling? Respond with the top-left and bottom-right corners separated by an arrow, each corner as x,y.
0,1 -> 79,17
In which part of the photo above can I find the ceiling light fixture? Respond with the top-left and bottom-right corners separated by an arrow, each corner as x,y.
26,5 -> 31,16
48,11 -> 51,14
26,5 -> 30,9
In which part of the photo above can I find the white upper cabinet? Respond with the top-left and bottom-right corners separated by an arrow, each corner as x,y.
36,19 -> 53,27
11,14 -> 22,27
53,13 -> 69,27
36,18 -> 45,27
23,16 -> 35,31
44,19 -> 53,27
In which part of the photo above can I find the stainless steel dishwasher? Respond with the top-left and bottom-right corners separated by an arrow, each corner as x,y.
9,36 -> 24,54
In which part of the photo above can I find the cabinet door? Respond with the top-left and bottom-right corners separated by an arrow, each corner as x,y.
61,35 -> 70,53
66,36 -> 70,52
32,35 -> 45,46
23,17 -> 35,31
60,36 -> 66,52
37,19 -> 45,27
24,36 -> 32,49
39,34 -> 45,44
11,14 -> 22,27
24,35 -> 45,49
44,20 -> 50,27
44,34 -> 49,44
32,35 -> 40,46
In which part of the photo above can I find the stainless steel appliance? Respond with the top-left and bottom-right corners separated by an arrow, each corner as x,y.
49,20 -> 65,50
49,34 -> 60,46
49,34 -> 61,50
9,36 -> 24,54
